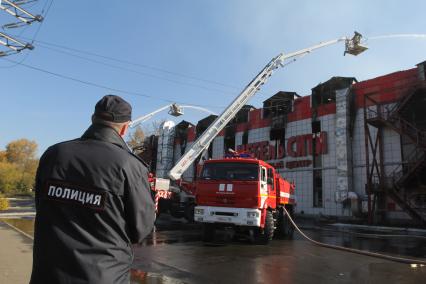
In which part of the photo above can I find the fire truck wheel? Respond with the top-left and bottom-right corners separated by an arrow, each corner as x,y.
253,210 -> 274,244
202,223 -> 216,242
170,207 -> 184,219
276,206 -> 294,239
184,203 -> 195,223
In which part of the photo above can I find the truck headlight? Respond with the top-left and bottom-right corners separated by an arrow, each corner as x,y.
247,211 -> 259,218
194,208 -> 204,215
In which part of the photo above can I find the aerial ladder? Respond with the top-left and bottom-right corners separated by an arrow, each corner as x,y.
168,32 -> 367,181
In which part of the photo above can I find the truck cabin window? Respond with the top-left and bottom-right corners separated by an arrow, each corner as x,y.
261,168 -> 266,182
201,163 -> 259,181
267,168 -> 274,187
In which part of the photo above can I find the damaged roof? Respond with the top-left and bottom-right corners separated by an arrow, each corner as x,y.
312,76 -> 357,94
263,91 -> 300,104
175,120 -> 194,129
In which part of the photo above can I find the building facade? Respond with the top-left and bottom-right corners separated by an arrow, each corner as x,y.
153,61 -> 426,225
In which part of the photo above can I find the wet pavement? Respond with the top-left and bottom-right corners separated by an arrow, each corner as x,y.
1,215 -> 425,284
132,221 -> 426,284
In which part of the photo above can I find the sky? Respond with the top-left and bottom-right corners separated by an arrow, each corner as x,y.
0,0 -> 425,156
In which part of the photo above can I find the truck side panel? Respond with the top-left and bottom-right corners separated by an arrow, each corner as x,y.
277,177 -> 296,205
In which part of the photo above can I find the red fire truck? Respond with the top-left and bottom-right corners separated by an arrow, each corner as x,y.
194,152 -> 295,243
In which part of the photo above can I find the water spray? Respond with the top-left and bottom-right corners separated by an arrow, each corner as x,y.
367,34 -> 426,41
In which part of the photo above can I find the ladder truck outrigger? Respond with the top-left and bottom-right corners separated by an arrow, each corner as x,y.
161,32 -> 367,243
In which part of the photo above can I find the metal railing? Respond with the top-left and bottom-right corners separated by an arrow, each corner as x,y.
365,89 -> 426,223
367,104 -> 426,147
366,104 -> 398,121
386,147 -> 425,189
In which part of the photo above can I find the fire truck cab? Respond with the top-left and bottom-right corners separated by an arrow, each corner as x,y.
194,154 -> 296,244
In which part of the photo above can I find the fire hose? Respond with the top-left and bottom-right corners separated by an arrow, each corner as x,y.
282,207 -> 426,265
313,227 -> 426,240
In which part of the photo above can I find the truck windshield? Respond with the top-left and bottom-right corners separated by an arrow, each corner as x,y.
201,162 -> 259,181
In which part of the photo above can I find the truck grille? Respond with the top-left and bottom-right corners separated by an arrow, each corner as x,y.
214,212 -> 238,217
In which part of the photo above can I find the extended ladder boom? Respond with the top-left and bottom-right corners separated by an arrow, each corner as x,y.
168,34 -> 365,180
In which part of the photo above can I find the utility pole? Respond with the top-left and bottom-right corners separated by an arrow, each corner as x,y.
0,0 -> 43,56
0,31 -> 33,56
1,0 -> 43,28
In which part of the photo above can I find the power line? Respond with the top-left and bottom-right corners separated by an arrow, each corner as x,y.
34,42 -> 235,96
10,36 -> 284,104
2,32 -> 291,111
1,55 -> 289,111
0,57 -> 226,109
14,36 -> 240,90
4,34 -> 286,105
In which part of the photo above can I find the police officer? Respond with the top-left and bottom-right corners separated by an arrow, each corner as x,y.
30,95 -> 155,284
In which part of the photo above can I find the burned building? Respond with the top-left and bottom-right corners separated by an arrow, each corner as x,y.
148,61 -> 426,225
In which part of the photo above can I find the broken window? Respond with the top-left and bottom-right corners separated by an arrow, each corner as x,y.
264,92 -> 298,141
242,130 -> 249,145
175,120 -> 194,155
196,115 -> 218,138
263,91 -> 298,118
312,120 -> 322,167
401,87 -> 426,130
312,120 -> 321,134
270,127 -> 285,141
224,125 -> 236,153
311,77 -> 357,108
313,170 -> 323,208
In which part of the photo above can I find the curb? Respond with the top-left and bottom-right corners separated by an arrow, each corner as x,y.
0,212 -> 36,218
0,220 -> 34,240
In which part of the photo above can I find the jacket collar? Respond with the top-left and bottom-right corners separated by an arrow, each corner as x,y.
81,124 -> 129,151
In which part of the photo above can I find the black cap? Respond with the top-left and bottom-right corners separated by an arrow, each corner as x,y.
94,95 -> 132,123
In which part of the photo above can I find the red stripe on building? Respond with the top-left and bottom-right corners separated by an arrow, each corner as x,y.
248,109 -> 271,129
287,96 -> 312,122
354,68 -> 419,108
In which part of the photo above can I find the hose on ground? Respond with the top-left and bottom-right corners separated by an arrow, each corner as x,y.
282,207 -> 426,265
312,226 -> 426,240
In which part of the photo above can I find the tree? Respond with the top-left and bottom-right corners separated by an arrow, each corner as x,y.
144,119 -> 166,136
127,126 -> 145,153
5,139 -> 37,169
0,151 -> 6,162
0,162 -> 20,194
16,158 -> 39,192
0,139 -> 39,194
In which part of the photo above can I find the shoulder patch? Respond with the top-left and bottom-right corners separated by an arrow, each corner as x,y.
45,180 -> 106,210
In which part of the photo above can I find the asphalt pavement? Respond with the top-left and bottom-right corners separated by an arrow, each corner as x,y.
1,199 -> 425,284
132,224 -> 426,284
0,221 -> 33,284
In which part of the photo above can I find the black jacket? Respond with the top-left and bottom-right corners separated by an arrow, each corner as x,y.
30,124 -> 155,284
